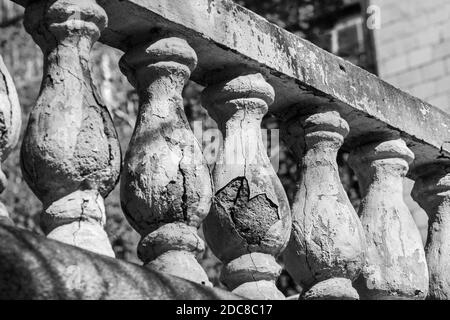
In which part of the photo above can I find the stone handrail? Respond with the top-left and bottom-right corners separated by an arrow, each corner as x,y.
2,0 -> 449,300
0,223 -> 241,300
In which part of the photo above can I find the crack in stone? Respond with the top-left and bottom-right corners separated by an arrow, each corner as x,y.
73,198 -> 89,247
298,122 -> 316,287
179,161 -> 188,223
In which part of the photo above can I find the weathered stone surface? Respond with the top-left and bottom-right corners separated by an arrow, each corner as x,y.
221,253 -> 282,289
43,190 -> 114,257
20,0 -> 121,257
119,37 -> 212,285
350,139 -> 428,300
221,253 -> 284,300
11,0 -> 450,169
0,56 -> 21,170
9,0 -> 448,301
302,278 -> 359,300
412,162 -> 450,300
0,223 -> 241,300
0,56 -> 22,224
145,250 -> 211,286
283,109 -> 365,299
0,55 -> 21,223
202,72 -> 291,299
138,223 -> 205,262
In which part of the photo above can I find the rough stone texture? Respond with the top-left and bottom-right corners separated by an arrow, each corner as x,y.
0,54 -> 21,224
0,55 -> 21,173
138,223 -> 205,262
349,139 -> 428,300
371,0 -> 450,113
202,72 -> 291,300
412,163 -> 450,300
44,190 -> 114,257
283,109 -> 365,299
11,0 -> 450,169
0,223 -> 241,300
215,178 -> 279,246
9,0 -> 449,300
302,278 -> 359,300
221,253 -> 284,300
20,0 -> 121,257
119,37 -> 213,285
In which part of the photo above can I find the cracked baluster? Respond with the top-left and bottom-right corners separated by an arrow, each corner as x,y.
0,55 -> 21,225
201,72 -> 291,299
21,0 -> 121,257
349,139 -> 428,300
412,163 -> 450,300
119,37 -> 213,285
283,109 -> 365,300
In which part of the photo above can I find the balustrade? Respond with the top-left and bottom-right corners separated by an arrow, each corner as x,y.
20,0 -> 121,257
4,0 -> 450,301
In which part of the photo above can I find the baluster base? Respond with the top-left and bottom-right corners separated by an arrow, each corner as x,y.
221,253 -> 285,300
302,278 -> 359,300
139,223 -> 211,286
145,250 -> 212,286
43,190 -> 114,257
47,222 -> 114,257
233,280 -> 285,300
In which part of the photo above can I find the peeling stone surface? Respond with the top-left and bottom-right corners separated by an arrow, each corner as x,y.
20,0 -> 121,257
202,72 -> 291,299
349,139 -> 428,300
412,163 -> 450,300
215,178 -> 279,246
119,37 -> 213,285
283,109 -> 365,300
0,55 -> 21,224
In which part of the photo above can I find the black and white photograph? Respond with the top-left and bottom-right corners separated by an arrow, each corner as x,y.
0,0 -> 449,309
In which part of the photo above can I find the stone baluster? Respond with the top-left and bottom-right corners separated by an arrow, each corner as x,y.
282,108 -> 365,300
0,55 -> 21,225
21,0 -> 121,257
349,138 -> 428,300
412,162 -> 450,300
119,37 -> 213,285
201,71 -> 291,299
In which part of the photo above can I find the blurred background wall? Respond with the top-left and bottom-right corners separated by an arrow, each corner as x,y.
372,0 -> 450,113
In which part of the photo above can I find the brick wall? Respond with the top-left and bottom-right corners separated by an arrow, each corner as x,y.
371,0 -> 450,112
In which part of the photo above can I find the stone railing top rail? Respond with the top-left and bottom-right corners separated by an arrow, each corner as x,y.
12,0 -> 450,171
0,223 -> 242,300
